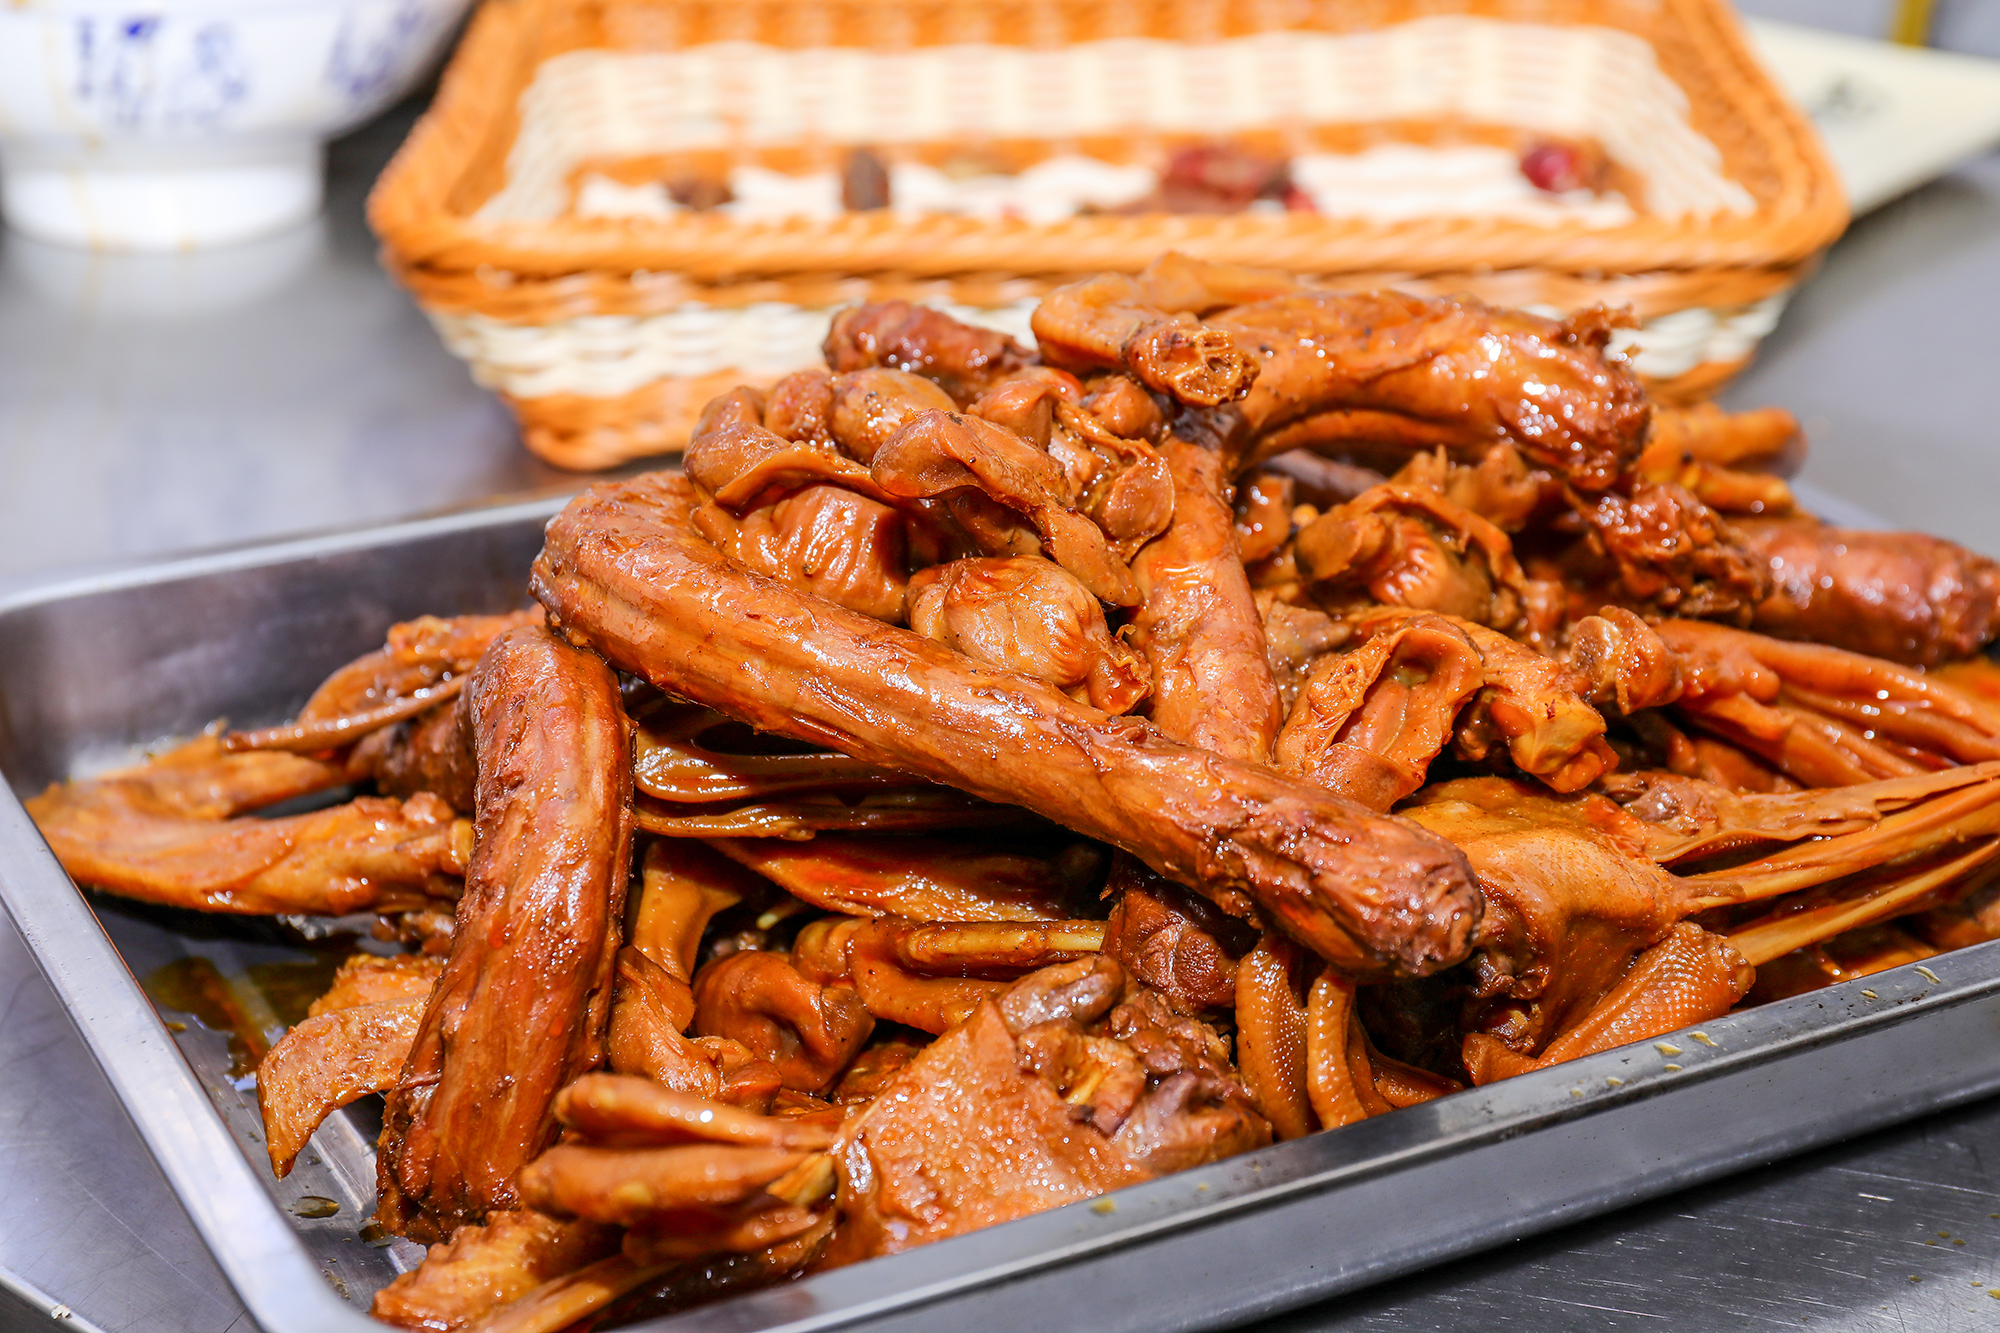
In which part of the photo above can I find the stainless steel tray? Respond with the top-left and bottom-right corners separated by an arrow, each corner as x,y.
4,498 -> 1999,1333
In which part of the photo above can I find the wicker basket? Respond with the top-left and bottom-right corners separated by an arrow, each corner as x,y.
370,0 -> 1846,471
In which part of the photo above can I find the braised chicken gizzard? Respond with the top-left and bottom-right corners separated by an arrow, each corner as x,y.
30,256 -> 2000,1330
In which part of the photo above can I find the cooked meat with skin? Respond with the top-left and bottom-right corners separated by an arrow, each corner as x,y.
821,1003 -> 1147,1262
823,957 -> 1266,1263
823,300 -> 1035,405
694,483 -> 910,623
258,997 -> 428,1176
27,734 -> 467,914
706,832 -> 1082,922
521,1143 -> 812,1228
354,688 -> 479,813
1220,294 -> 1649,491
632,702 -> 912,805
286,611 -> 544,732
371,1210 -> 616,1332
909,556 -> 1151,713
1566,481 -> 1772,622
532,472 -> 1482,977
1275,614 -> 1486,811
1462,922 -> 1754,1084
1031,273 -> 1259,407
761,368 -> 837,446
605,842 -> 751,1086
1736,515 -> 2000,666
552,1074 -> 838,1151
1103,860 -> 1249,1012
692,951 -> 874,1093
1656,620 -> 2000,788
309,953 -> 445,1016
1294,483 -> 1530,631
1406,769 -> 2000,1075
377,624 -> 634,1242
1127,440 -> 1286,761
67,259 -> 2000,1332
684,387 -> 888,514
826,367 -> 961,464
1644,403 -> 1802,473
871,408 -> 1143,605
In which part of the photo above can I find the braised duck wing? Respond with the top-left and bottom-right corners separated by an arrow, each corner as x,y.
377,623 -> 634,1242
1737,515 -> 2000,667
27,734 -> 466,915
532,473 -> 1481,978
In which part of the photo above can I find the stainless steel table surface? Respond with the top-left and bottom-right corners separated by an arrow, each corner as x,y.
8,22 -> 2000,1333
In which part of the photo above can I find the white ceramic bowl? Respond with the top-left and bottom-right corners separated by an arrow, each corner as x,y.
0,0 -> 471,250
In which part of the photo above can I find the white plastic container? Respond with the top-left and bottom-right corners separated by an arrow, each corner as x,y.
0,0 -> 471,250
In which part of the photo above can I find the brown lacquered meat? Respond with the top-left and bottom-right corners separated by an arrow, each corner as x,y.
1258,594 -> 1351,714
371,1210 -> 615,1332
909,556 -> 1151,713
823,300 -> 1034,405
377,625 -> 633,1242
1657,620 -> 2000,787
826,368 -> 961,464
1275,614 -> 1486,811
706,832 -> 1080,922
1462,922 -> 1752,1084
1566,481 -> 1772,622
553,1074 -> 836,1151
1644,403 -> 1802,473
26,735 -> 466,915
1220,293 -> 1648,491
532,473 -> 1481,977
844,919 -> 1111,1033
1294,483 -> 1529,631
1737,515 -> 2000,666
693,483 -> 909,623
872,408 -> 1142,605
309,953 -> 445,1016
692,951 -> 874,1093
1103,861 -> 1247,1011
521,1143 -> 810,1227
289,611 -> 544,730
632,703 -> 911,805
684,387 -> 891,516
258,998 -> 427,1176
821,1001 -> 1149,1263
762,369 -> 837,446
1031,273 -> 1259,407
1442,617 -> 1619,794
1407,769 -> 2000,1069
357,689 -> 479,812
504,980 -> 1253,1273
1128,441 -> 1285,762
1389,444 -> 1550,534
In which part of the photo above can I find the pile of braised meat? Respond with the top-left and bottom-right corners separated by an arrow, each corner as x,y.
30,255 -> 2000,1331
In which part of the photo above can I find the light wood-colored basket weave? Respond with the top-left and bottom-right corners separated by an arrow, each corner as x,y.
371,0 -> 1847,471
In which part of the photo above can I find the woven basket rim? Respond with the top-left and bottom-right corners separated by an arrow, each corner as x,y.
369,0 -> 1849,285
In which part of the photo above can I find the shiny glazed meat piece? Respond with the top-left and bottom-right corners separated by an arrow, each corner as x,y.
694,483 -> 910,623
26,734 -> 467,915
531,472 -> 1482,977
1127,440 -> 1285,762
1221,293 -> 1649,491
371,1210 -> 615,1331
822,958 -> 1266,1264
1737,515 -> 2000,666
377,624 -> 634,1242
823,300 -> 1035,404
908,555 -> 1151,713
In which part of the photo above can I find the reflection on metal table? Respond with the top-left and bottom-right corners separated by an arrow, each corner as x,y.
8,13 -> 2000,1333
